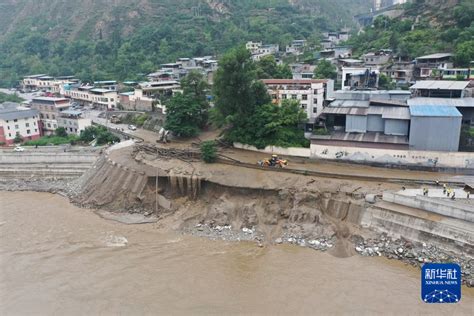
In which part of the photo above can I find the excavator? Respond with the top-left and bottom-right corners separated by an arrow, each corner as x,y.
257,154 -> 288,168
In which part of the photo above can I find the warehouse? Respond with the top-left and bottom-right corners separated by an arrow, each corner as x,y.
409,105 -> 462,152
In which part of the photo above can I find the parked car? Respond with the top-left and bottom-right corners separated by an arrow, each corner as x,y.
14,146 -> 25,152
128,124 -> 137,131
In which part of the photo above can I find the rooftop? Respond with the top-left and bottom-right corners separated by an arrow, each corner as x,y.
407,97 -> 474,108
0,102 -> 39,120
409,105 -> 462,117
90,88 -> 115,93
32,97 -> 69,102
262,79 -> 328,85
60,109 -> 83,116
416,53 -> 453,60
410,80 -> 470,90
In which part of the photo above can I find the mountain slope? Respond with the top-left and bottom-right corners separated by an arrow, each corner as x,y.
0,0 -> 372,86
346,0 -> 474,66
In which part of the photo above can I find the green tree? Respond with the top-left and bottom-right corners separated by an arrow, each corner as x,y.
213,46 -> 269,126
378,74 -> 396,90
256,55 -> 278,79
164,93 -> 201,137
180,71 -> 210,127
13,132 -> 23,144
200,140 -> 217,163
55,127 -> 68,137
314,60 -> 337,79
275,63 -> 293,79
454,40 -> 474,67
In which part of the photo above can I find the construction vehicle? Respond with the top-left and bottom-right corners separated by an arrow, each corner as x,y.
110,115 -> 121,124
257,154 -> 288,168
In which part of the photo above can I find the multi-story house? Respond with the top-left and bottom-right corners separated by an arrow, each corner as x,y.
63,86 -> 118,110
262,79 -> 334,123
57,110 -> 92,135
0,102 -> 41,145
30,97 -> 70,134
381,60 -> 414,86
22,75 -> 79,93
120,81 -> 181,113
414,53 -> 453,80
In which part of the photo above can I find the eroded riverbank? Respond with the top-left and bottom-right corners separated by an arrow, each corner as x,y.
1,191 -> 473,315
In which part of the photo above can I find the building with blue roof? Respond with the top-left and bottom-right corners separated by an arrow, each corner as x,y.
409,105 -> 462,151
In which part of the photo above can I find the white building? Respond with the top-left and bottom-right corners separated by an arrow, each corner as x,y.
63,86 -> 118,110
58,109 -> 92,135
22,75 -> 78,93
30,97 -> 71,134
262,79 -> 334,122
0,102 -> 41,145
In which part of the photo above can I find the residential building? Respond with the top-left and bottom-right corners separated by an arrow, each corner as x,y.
63,85 -> 118,110
30,97 -> 70,134
262,79 -> 334,122
22,74 -> 79,93
147,56 -> 218,84
246,41 -> 263,54
120,81 -> 180,113
0,102 -> 41,145
410,80 -> 473,99
286,40 -> 307,55
414,53 -> 453,80
342,67 -> 380,90
381,60 -> 414,85
290,64 -> 316,80
93,81 -> 118,91
58,110 -> 92,135
363,50 -> 392,68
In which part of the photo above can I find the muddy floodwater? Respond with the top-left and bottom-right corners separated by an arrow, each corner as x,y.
1,191 -> 473,315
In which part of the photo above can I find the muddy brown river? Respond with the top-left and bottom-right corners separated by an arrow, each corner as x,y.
1,191 -> 473,315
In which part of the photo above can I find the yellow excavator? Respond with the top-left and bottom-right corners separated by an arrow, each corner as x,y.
257,154 -> 288,168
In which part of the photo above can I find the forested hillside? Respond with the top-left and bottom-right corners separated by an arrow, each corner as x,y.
346,0 -> 474,66
0,0 -> 370,86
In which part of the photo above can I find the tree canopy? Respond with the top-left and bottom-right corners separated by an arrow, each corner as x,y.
313,60 -> 337,79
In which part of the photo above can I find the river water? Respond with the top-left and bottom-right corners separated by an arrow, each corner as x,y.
1,191 -> 473,315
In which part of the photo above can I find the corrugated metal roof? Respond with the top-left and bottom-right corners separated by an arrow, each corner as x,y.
416,53 -> 453,60
409,105 -> 462,117
329,100 -> 370,107
368,106 -> 411,120
262,79 -> 328,85
407,97 -> 474,108
322,107 -> 368,115
32,97 -> 69,102
410,80 -> 470,90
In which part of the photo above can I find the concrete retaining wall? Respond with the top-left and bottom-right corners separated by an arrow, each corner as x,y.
0,152 -> 98,164
233,143 -> 310,157
383,192 -> 474,222
311,143 -> 474,169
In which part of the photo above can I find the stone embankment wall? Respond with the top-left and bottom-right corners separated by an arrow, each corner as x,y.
0,148 -> 100,179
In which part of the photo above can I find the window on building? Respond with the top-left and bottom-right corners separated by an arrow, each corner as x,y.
52,115 -> 55,119
14,119 -> 17,122
46,114 -> 49,119
302,94 -> 307,100
15,125 -> 19,129
40,114 -> 44,119
69,128 -> 73,132
282,94 -> 287,99
271,94 -> 277,99
314,89 -> 318,94
26,123 -> 29,127
8,133 -> 11,137
26,129 -> 30,134
7,126 -> 10,130
313,107 -> 317,113
47,123 -> 51,128
53,124 -> 57,128
291,94 -> 297,99
313,98 -> 318,104
34,121 -> 36,126
301,105 -> 306,109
